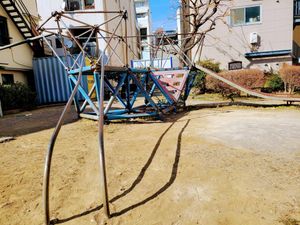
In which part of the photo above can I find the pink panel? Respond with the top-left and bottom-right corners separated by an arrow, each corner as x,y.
152,70 -> 189,101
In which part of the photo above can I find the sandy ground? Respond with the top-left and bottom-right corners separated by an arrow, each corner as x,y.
0,105 -> 300,225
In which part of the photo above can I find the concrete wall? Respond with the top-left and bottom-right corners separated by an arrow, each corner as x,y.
22,0 -> 39,17
192,0 -> 293,71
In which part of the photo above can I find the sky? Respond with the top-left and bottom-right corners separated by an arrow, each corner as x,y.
150,0 -> 179,32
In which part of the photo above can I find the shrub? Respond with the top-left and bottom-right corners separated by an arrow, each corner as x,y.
279,64 -> 300,94
206,75 -> 239,98
263,73 -> 284,93
206,69 -> 266,98
198,59 -> 221,73
0,82 -> 36,111
194,60 -> 221,94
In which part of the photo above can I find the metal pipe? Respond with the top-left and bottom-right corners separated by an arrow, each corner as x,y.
98,31 -> 125,67
71,27 -> 96,69
43,55 -> 86,225
42,36 -> 67,69
96,16 -> 124,65
96,57 -> 110,218
56,19 -> 70,68
0,34 -> 52,51
62,10 -> 123,14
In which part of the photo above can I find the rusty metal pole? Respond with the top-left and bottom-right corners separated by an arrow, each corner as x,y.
43,55 -> 86,225
96,56 -> 110,218
123,11 -> 129,67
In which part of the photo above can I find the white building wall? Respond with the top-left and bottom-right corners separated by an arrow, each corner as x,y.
134,0 -> 152,60
191,0 -> 293,71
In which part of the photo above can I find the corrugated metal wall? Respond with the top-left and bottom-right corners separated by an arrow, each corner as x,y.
33,56 -> 88,104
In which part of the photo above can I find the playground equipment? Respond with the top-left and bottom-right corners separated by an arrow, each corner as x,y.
1,9 -> 300,225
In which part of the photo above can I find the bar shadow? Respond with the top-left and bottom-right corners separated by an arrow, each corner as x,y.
51,118 -> 190,224
111,119 -> 190,217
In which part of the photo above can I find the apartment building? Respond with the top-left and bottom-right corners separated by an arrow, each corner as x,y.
0,0 -> 40,86
36,0 -> 139,66
188,0 -> 299,72
134,0 -> 152,60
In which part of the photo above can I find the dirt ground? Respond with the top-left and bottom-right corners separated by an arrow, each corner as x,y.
0,104 -> 300,225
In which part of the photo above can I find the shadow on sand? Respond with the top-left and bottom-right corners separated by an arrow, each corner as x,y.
51,118 -> 190,224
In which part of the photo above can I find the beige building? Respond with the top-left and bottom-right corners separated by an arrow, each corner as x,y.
189,0 -> 299,72
37,0 -> 139,67
0,0 -> 40,86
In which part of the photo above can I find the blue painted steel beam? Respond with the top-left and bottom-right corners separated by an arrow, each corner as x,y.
80,82 -> 96,112
106,109 -> 129,115
183,70 -> 198,101
128,71 -> 159,111
130,68 -> 149,73
106,112 -> 158,120
103,76 -> 127,108
69,75 -> 99,115
126,73 -> 131,110
129,74 -> 147,108
68,76 -> 80,113
104,75 -> 127,115
68,66 -> 93,75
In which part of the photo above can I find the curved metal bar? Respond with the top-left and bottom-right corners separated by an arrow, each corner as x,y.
96,56 -> 110,218
42,55 -> 85,225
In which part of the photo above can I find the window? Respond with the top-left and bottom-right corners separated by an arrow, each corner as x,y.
0,16 -> 9,46
55,38 -> 62,48
135,1 -> 145,8
136,13 -> 146,19
140,28 -> 147,40
84,0 -> 94,9
64,0 -> 94,11
1,74 -> 14,85
230,6 -> 261,26
65,0 -> 81,11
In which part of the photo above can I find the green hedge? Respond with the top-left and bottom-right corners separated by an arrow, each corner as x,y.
263,73 -> 284,93
0,82 -> 36,111
194,60 -> 221,94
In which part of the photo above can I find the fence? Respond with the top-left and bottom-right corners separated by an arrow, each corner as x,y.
131,57 -> 173,69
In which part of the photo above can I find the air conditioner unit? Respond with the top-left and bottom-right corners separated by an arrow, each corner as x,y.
250,32 -> 258,44
69,0 -> 80,11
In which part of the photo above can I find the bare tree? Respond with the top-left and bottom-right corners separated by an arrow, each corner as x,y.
178,0 -> 230,65
279,64 -> 300,94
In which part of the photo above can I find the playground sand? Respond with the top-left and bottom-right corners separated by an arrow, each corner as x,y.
0,107 -> 300,225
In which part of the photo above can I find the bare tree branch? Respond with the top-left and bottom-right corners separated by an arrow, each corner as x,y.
179,0 -> 231,64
